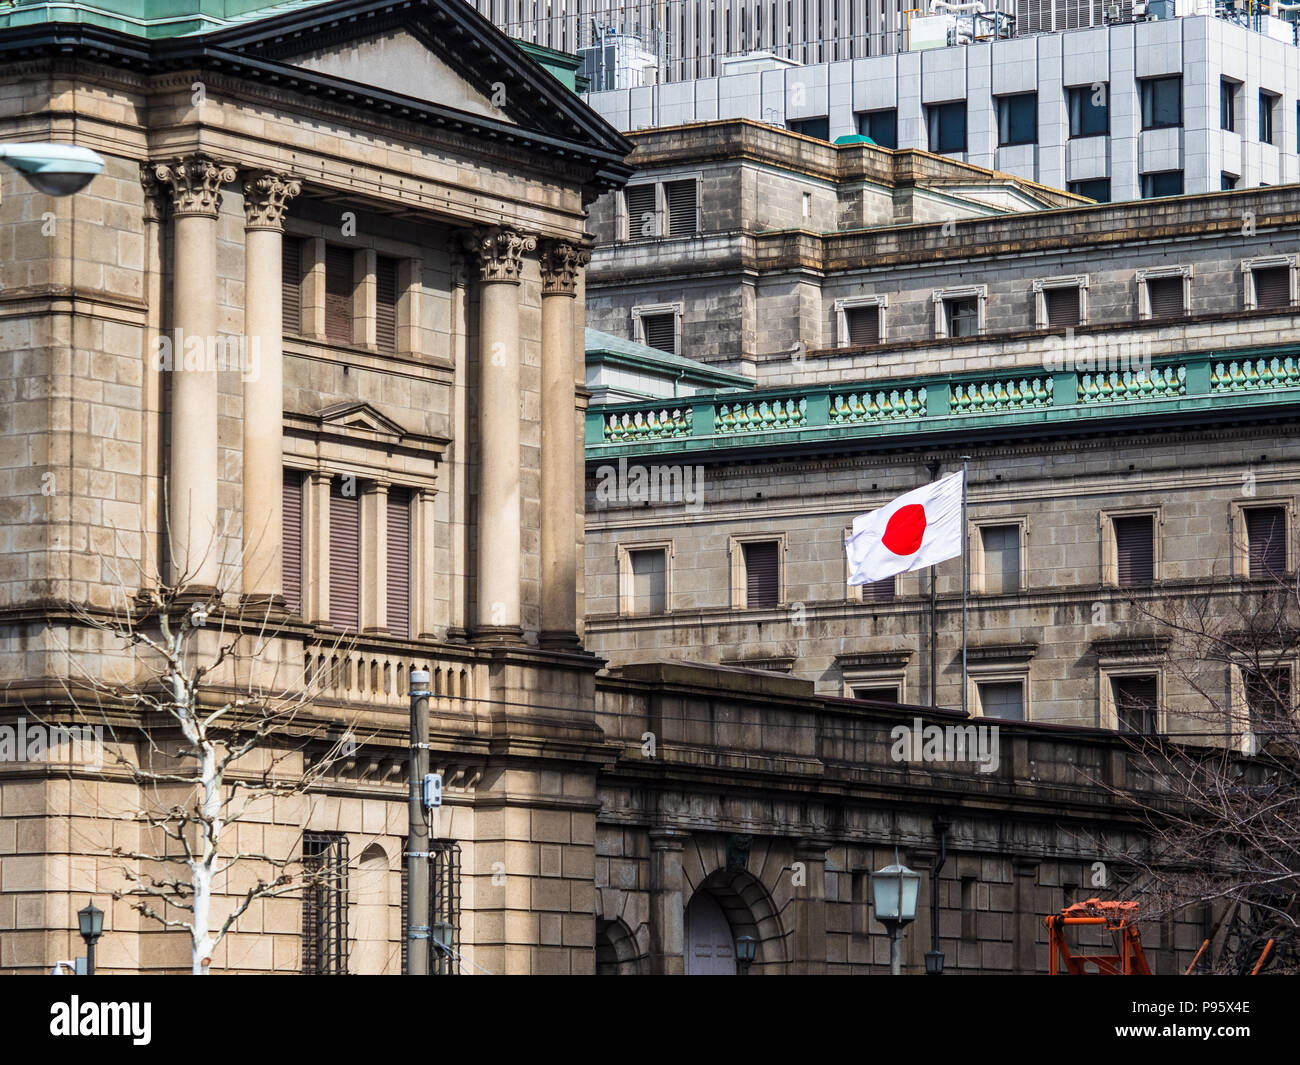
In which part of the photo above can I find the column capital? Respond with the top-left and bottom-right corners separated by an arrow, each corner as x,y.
648,827 -> 690,852
465,225 -> 537,284
139,162 -> 167,223
150,154 -> 237,218
242,169 -> 302,231
539,238 -> 592,296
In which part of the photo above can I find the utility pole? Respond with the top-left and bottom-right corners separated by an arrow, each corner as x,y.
406,669 -> 431,975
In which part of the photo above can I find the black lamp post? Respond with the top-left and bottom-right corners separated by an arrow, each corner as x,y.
78,901 -> 104,976
734,935 -> 756,975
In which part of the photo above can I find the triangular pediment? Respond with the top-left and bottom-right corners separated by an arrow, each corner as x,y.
315,401 -> 407,438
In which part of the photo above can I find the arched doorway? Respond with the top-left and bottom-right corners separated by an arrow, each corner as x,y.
595,918 -> 646,975
685,890 -> 737,975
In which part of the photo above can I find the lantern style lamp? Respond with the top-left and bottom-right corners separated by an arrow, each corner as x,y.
870,862 -> 920,975
734,935 -> 757,975
78,901 -> 104,976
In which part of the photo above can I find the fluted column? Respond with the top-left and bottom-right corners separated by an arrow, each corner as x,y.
538,240 -> 590,648
152,155 -> 236,592
241,170 -> 301,606
468,226 -> 535,643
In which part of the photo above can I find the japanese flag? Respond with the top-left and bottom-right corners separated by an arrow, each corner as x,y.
846,470 -> 964,585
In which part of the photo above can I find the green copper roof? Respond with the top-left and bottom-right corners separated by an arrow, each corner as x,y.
0,0 -> 331,38
586,328 -> 752,389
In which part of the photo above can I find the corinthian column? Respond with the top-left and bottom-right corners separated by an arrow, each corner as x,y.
152,155 -> 236,592
468,226 -> 535,643
241,170 -> 302,606
538,239 -> 590,647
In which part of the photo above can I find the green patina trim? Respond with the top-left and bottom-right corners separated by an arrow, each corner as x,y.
0,0 -> 333,38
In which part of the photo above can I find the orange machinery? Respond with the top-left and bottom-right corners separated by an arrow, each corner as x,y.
1045,899 -> 1152,975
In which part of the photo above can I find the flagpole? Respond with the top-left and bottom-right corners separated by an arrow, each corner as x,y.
925,459 -> 940,707
961,455 -> 971,717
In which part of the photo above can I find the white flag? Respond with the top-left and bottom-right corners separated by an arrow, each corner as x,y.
846,470 -> 964,585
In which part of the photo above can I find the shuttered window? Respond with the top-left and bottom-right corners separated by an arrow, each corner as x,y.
329,477 -> 361,632
1254,266 -> 1290,310
1112,675 -> 1158,734
641,313 -> 676,354
283,470 -> 303,615
977,680 -> 1024,720
1146,276 -> 1184,319
861,576 -> 895,603
282,236 -> 303,336
845,306 -> 880,346
325,246 -> 355,344
665,180 -> 698,236
1114,515 -> 1154,586
302,833 -> 349,975
629,548 -> 667,615
854,686 -> 900,702
1247,507 -> 1286,578
1045,286 -> 1080,327
624,185 -> 658,238
981,525 -> 1020,595
743,541 -> 780,608
387,486 -> 411,638
376,255 -> 398,354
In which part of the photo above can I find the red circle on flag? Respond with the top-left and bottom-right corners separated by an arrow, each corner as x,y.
882,504 -> 927,555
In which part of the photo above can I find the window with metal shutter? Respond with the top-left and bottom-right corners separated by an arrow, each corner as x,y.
665,180 -> 698,236
282,236 -> 302,336
329,478 -> 361,632
846,306 -> 880,346
302,833 -> 349,975
325,246 -> 354,344
387,486 -> 411,638
981,525 -> 1020,594
641,313 -> 676,354
1247,507 -> 1286,578
1112,675 -> 1158,734
743,541 -> 780,607
630,549 -> 667,615
1045,286 -> 1080,327
1147,276 -> 1184,319
1114,515 -> 1154,586
861,576 -> 894,602
624,185 -> 658,238
1254,266 -> 1290,310
854,686 -> 900,702
376,256 -> 398,353
283,470 -> 303,615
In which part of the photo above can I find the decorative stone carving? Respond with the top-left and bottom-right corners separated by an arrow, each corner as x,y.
242,170 -> 302,230
467,226 -> 537,284
539,239 -> 592,296
139,162 -> 166,223
150,154 -> 237,217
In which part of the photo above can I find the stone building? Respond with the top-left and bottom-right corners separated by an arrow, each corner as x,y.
583,119 -> 1300,738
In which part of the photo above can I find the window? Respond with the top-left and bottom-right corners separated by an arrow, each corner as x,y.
1045,286 -> 1080,328
1220,79 -> 1237,132
629,548 -> 668,615
283,470 -> 303,615
1222,172 -> 1239,191
1114,515 -> 1154,586
996,93 -> 1037,146
1143,274 -> 1186,320
387,486 -> 411,638
977,680 -> 1024,720
854,685 -> 900,702
1247,507 -> 1286,578
1140,76 -> 1182,130
282,235 -> 303,335
860,575 -> 895,603
1112,675 -> 1158,735
1068,179 -> 1111,203
1141,170 -> 1183,198
845,305 -> 880,345
1259,90 -> 1278,144
324,246 -> 355,344
302,833 -> 349,975
857,108 -> 897,148
743,540 -> 780,608
1245,667 -> 1291,727
625,184 -> 658,238
375,255 -> 398,355
980,525 -> 1020,595
944,297 -> 980,337
1068,85 -> 1108,138
329,476 -> 361,632
787,116 -> 830,140
665,180 -> 699,236
640,312 -> 677,354
1252,265 -> 1291,309
927,101 -> 967,154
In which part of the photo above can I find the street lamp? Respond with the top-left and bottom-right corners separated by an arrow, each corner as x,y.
77,901 -> 104,976
870,861 -> 920,975
0,143 -> 105,196
734,935 -> 756,975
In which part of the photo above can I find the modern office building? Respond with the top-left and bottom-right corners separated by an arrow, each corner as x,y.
584,13 -> 1300,198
